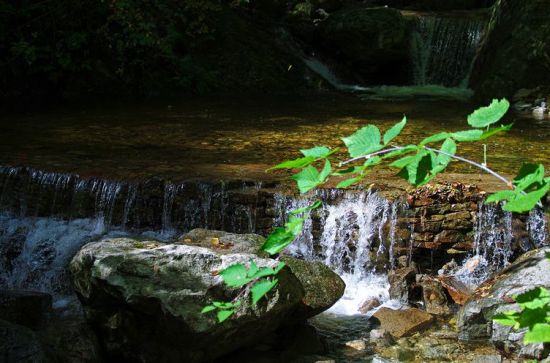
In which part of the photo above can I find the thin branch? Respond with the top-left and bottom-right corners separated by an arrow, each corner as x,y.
339,146 -> 403,166
424,146 -> 513,188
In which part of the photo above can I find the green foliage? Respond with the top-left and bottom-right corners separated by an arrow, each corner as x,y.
493,287 -> 550,344
486,164 -> 550,212
204,98 -> 548,324
202,201 -> 320,323
467,98 -> 511,128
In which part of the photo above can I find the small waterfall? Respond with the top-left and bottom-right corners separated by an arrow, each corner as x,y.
303,57 -> 368,92
410,15 -> 485,87
277,190 -> 399,315
0,214 -> 106,305
527,207 -> 549,247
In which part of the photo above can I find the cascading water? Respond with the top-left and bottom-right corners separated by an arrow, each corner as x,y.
276,189 -> 401,315
453,203 -> 549,289
410,14 -> 486,87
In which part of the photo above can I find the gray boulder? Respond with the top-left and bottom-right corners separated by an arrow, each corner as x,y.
70,231 -> 344,363
458,247 -> 550,360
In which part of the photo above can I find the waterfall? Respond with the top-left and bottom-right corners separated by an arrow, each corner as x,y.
275,189 -> 400,315
303,57 -> 368,92
410,15 -> 485,87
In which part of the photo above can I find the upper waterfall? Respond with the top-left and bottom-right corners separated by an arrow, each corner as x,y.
409,14 -> 486,87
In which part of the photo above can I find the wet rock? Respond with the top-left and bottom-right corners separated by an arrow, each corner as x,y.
0,290 -> 52,329
0,319 -> 48,363
281,257 -> 345,318
388,267 -> 416,302
70,234 -> 343,362
438,276 -> 471,305
359,297 -> 381,314
344,339 -> 367,351
418,275 -> 450,315
458,247 -> 550,359
372,307 -> 434,338
470,0 -> 550,102
179,228 -> 267,256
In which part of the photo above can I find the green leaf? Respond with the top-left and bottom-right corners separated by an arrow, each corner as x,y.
285,215 -> 305,236
300,146 -> 331,158
291,160 -> 331,194
217,309 -> 234,323
289,201 -> 322,215
268,156 -> 316,170
383,145 -> 418,159
493,311 -> 520,327
247,260 -> 259,278
201,305 -> 217,314
251,279 -> 279,304
220,264 -> 252,288
397,150 -> 434,187
212,301 -> 241,309
452,130 -> 483,142
291,165 -> 321,194
274,262 -> 286,274
467,98 -> 510,128
503,184 -> 550,213
390,155 -> 416,168
524,323 -> 550,343
436,138 -> 457,166
336,176 -> 363,189
479,123 -> 514,140
513,164 -> 545,192
262,227 -> 296,255
485,190 -> 517,204
383,116 -> 407,145
319,160 -> 332,182
364,156 -> 382,167
516,288 -> 550,310
342,125 -> 383,158
249,263 -> 286,279
420,132 -> 451,146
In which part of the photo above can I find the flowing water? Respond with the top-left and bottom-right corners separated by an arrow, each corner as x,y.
409,13 -> 486,87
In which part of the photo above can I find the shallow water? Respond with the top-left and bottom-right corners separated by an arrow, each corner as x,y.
0,94 -> 548,181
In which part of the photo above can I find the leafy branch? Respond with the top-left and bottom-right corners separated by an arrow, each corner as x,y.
203,98 -> 549,324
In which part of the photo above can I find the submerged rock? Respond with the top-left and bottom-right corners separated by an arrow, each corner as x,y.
70,231 -> 344,363
458,247 -> 550,360
372,307 -> 434,338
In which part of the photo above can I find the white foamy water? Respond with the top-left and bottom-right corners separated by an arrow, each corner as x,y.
277,190 -> 399,315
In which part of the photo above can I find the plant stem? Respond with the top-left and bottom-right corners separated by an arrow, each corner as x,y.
424,146 -> 513,188
339,146 -> 402,166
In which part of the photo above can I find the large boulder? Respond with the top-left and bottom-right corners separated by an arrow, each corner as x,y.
457,247 -> 550,360
318,7 -> 409,84
470,0 -> 550,102
70,231 -> 344,363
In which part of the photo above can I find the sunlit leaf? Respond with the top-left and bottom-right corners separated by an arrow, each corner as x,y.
420,132 -> 451,146
262,227 -> 296,255
452,129 -> 483,142
467,98 -> 510,128
516,288 -> 550,310
220,264 -> 251,287
268,156 -> 316,170
247,260 -> 259,278
479,123 -> 514,140
300,146 -> 331,158
436,138 -> 457,166
503,184 -> 550,213
485,190 -> 517,204
251,279 -> 278,304
524,323 -> 550,343
217,309 -> 234,322
513,164 -> 545,192
383,116 -> 407,145
201,305 -> 216,314
342,125 -> 382,158
336,176 -> 363,189
390,155 -> 416,168
289,201 -> 322,215
382,145 -> 418,159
